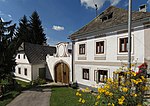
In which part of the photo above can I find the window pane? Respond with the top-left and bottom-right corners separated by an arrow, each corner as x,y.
18,68 -> 21,74
97,70 -> 108,83
96,41 -> 104,54
24,68 -> 27,76
79,44 -> 85,54
18,55 -> 20,59
83,69 -> 89,80
120,37 -> 128,52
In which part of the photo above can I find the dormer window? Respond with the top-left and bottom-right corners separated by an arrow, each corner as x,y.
102,16 -> 107,22
101,12 -> 113,22
108,12 -> 113,19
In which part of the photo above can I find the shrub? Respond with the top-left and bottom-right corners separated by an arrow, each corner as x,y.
76,63 -> 150,106
70,81 -> 78,89
31,77 -> 46,85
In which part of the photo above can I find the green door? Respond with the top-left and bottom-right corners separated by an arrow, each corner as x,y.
39,68 -> 46,79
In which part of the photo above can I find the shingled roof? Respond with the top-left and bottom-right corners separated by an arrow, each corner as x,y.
70,6 -> 150,39
19,42 -> 56,64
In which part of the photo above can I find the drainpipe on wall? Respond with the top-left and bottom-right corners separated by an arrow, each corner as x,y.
71,40 -> 75,82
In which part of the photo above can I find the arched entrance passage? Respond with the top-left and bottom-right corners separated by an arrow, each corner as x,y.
54,62 -> 69,84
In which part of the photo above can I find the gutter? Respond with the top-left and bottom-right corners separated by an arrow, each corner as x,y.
71,40 -> 75,82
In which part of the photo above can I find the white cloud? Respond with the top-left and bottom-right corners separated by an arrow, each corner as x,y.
0,11 -> 4,16
80,0 -> 121,10
124,1 -> 128,7
52,25 -> 64,31
147,0 -> 150,5
81,0 -> 105,10
110,0 -> 121,6
0,0 -> 6,2
8,14 -> 12,18
0,11 -> 12,20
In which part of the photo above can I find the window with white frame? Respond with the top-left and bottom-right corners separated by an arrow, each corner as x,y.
24,54 -> 26,59
94,70 -> 108,83
18,67 -> 21,74
83,68 -> 89,80
18,54 -> 20,59
79,44 -> 85,55
96,41 -> 104,54
119,37 -> 128,52
24,68 -> 27,76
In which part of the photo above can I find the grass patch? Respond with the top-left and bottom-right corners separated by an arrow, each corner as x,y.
16,80 -> 30,88
50,87 -> 95,106
0,91 -> 19,106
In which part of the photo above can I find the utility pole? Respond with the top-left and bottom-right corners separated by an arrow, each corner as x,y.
128,0 -> 132,69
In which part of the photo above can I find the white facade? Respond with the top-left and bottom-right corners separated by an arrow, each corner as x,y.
73,24 -> 150,87
14,53 -> 47,82
14,53 -> 32,82
46,42 -> 72,83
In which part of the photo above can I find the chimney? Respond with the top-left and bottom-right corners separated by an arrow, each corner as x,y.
139,4 -> 147,12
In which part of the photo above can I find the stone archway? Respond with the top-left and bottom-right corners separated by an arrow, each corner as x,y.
54,62 -> 69,84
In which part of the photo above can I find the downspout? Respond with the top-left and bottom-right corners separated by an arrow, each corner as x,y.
72,40 -> 75,82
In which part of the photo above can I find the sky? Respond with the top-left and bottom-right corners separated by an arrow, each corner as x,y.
0,0 -> 150,45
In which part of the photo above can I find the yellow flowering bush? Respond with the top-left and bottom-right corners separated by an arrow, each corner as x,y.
75,63 -> 150,106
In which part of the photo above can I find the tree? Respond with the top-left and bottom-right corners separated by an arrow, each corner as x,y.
30,11 -> 47,45
16,15 -> 31,45
0,18 -> 16,80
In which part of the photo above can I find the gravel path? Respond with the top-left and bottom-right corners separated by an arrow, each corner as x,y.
7,87 -> 51,106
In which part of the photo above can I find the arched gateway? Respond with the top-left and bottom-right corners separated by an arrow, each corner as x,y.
54,62 -> 69,84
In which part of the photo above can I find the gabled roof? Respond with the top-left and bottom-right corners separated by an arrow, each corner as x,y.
70,6 -> 150,39
19,42 -> 56,64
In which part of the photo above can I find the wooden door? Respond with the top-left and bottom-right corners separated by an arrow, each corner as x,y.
63,63 -> 69,84
55,62 -> 69,84
55,63 -> 62,83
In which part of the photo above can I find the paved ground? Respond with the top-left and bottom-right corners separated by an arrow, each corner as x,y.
7,87 -> 51,106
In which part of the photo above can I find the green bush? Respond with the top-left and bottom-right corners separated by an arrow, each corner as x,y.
31,77 -> 46,85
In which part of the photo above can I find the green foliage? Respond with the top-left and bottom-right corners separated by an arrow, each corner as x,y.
30,11 -> 47,45
0,91 -> 19,106
76,64 -> 149,106
16,79 -> 31,88
17,11 -> 47,45
70,82 -> 78,89
16,15 -> 31,45
31,77 -> 46,85
0,18 -> 16,80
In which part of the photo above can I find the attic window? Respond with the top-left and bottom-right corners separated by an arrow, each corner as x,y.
101,12 -> 113,22
108,12 -> 113,19
102,16 -> 107,22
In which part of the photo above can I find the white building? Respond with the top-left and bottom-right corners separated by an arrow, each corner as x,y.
14,42 -> 72,84
69,6 -> 150,87
46,42 -> 72,84
14,42 -> 56,82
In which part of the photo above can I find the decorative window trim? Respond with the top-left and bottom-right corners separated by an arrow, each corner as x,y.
79,44 -> 85,55
94,70 -> 108,83
82,68 -> 89,80
119,37 -> 128,52
96,41 -> 104,54
94,39 -> 106,56
78,42 -> 87,57
113,71 -> 126,86
117,35 -> 134,55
